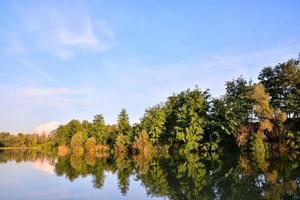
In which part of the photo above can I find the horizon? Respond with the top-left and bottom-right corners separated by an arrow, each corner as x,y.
0,0 -> 300,133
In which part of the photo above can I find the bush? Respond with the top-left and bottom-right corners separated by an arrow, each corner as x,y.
133,130 -> 154,157
115,134 -> 129,154
85,137 -> 97,153
58,145 -> 69,156
70,133 -> 85,156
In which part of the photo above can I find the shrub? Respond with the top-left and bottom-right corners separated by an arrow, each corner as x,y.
133,130 -> 154,157
85,137 -> 97,153
115,134 -> 129,154
58,145 -> 69,156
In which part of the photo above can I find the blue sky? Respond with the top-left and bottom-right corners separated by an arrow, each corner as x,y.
0,0 -> 299,133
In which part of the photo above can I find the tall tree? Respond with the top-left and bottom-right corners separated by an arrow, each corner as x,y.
140,104 -> 166,144
258,59 -> 300,118
90,114 -> 108,144
224,77 -> 253,127
117,109 -> 132,139
251,84 -> 274,135
251,84 -> 287,150
208,98 -> 238,147
164,88 -> 208,152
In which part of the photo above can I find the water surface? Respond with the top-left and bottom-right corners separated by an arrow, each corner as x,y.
0,150 -> 299,200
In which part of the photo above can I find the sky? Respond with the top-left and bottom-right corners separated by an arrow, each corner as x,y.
0,0 -> 299,133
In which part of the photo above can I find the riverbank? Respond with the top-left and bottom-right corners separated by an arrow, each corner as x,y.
0,147 -> 40,150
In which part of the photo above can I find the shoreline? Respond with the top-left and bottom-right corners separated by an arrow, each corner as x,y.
0,147 -> 39,150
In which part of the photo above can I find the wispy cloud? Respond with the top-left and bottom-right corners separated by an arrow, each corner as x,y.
0,85 -> 94,108
94,41 -> 300,124
145,0 -> 184,23
5,38 -> 27,54
0,85 -> 95,133
0,41 -> 298,132
12,1 -> 114,59
17,59 -> 54,82
19,87 -> 94,107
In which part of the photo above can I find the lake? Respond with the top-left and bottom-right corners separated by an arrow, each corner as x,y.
0,150 -> 299,200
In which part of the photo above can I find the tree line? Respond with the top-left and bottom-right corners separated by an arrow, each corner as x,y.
1,58 -> 299,157
0,132 -> 52,149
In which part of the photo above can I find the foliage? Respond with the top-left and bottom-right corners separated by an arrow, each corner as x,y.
133,130 -> 154,157
0,132 -> 52,148
224,77 -> 253,128
140,104 -> 166,144
117,109 -> 132,139
258,59 -> 300,118
54,120 -> 83,146
164,88 -> 208,152
58,145 -> 69,156
252,132 -> 268,171
85,137 -> 97,154
70,132 -> 85,156
115,134 -> 130,154
90,114 -> 109,144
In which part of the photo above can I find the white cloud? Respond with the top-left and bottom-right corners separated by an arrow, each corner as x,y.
13,1 -> 114,59
33,121 -> 60,135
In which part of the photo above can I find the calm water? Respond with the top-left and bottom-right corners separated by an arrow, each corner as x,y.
0,150 -> 299,200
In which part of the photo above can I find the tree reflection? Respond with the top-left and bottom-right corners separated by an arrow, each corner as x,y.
0,150 -> 299,199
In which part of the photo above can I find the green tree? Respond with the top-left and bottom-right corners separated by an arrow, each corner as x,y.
164,88 -> 208,152
224,77 -> 253,128
117,109 -> 132,139
208,98 -> 239,149
54,119 -> 83,146
70,132 -> 85,156
258,59 -> 300,118
90,114 -> 108,144
140,104 -> 166,144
